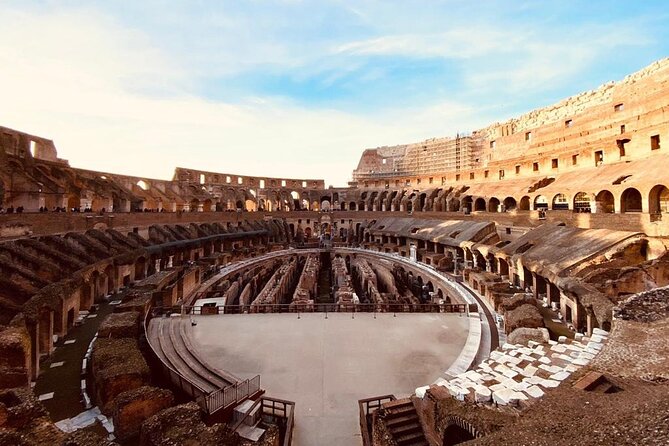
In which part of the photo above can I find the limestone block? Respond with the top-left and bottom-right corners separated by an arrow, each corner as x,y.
415,386 -> 430,398
558,336 -> 568,343
549,371 -> 570,381
521,365 -> 538,377
539,364 -> 562,374
474,386 -> 492,403
592,328 -> 609,337
539,379 -> 560,388
501,369 -> 519,379
524,385 -> 545,398
492,388 -> 524,406
489,383 -> 506,392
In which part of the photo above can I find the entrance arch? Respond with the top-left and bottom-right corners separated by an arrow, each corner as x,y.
552,193 -> 569,210
621,188 -> 642,213
595,190 -> 615,213
533,195 -> 548,210
503,197 -> 517,211
488,197 -> 500,212
649,185 -> 669,215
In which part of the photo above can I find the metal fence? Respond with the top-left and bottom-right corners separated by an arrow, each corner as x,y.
232,396 -> 296,446
152,302 -> 467,318
358,395 -> 397,446
205,375 -> 261,414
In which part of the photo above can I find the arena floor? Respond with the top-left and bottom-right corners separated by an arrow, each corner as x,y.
188,312 -> 470,445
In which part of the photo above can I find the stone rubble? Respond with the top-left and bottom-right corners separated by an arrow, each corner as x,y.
416,329 -> 609,408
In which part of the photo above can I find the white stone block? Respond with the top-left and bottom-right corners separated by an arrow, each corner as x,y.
474,386 -> 492,403
521,365 -> 538,377
524,385 -> 545,398
558,336 -> 567,343
538,356 -> 551,365
415,386 -> 430,398
493,388 -> 524,406
539,379 -> 560,388
551,344 -> 567,353
574,333 -> 584,341
592,328 -> 609,337
489,383 -> 506,392
550,371 -> 570,381
590,335 -> 604,343
502,369 -> 518,379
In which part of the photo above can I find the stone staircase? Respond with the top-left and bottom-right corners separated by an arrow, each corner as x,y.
381,399 -> 428,446
148,317 -> 236,394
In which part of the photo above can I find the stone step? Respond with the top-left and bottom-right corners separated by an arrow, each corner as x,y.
169,318 -> 230,389
386,414 -> 419,428
395,430 -> 429,445
389,421 -> 422,437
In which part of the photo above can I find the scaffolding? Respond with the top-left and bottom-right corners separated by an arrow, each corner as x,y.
352,134 -> 484,180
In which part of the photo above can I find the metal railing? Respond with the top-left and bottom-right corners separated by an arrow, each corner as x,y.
358,395 -> 396,446
232,396 -> 296,446
205,375 -> 261,414
144,309 -> 262,415
151,302 -> 467,317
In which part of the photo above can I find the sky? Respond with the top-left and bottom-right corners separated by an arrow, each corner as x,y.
1,1 -> 668,187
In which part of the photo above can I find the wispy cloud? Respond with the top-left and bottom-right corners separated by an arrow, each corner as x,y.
0,1 -> 666,186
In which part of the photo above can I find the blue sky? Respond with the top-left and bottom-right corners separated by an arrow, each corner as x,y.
1,1 -> 668,186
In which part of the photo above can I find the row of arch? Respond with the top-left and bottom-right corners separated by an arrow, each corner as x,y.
464,186 -> 668,214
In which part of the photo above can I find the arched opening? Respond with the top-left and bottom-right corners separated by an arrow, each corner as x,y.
202,198 -> 212,212
503,197 -> 517,211
245,199 -> 256,211
474,198 -> 486,211
621,187 -> 642,213
67,194 -> 81,212
595,190 -> 615,213
488,197 -> 500,213
442,423 -> 475,445
340,202 -> 347,211
649,185 -> 669,216
462,196 -> 473,213
349,201 -> 357,211
519,195 -> 530,211
189,198 -> 200,212
533,195 -> 548,210
135,257 -> 146,280
418,193 -> 427,211
137,180 -> 149,190
321,199 -> 331,211
573,192 -> 591,212
305,227 -> 312,239
235,200 -> 244,210
301,199 -> 310,210
552,193 -> 569,210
